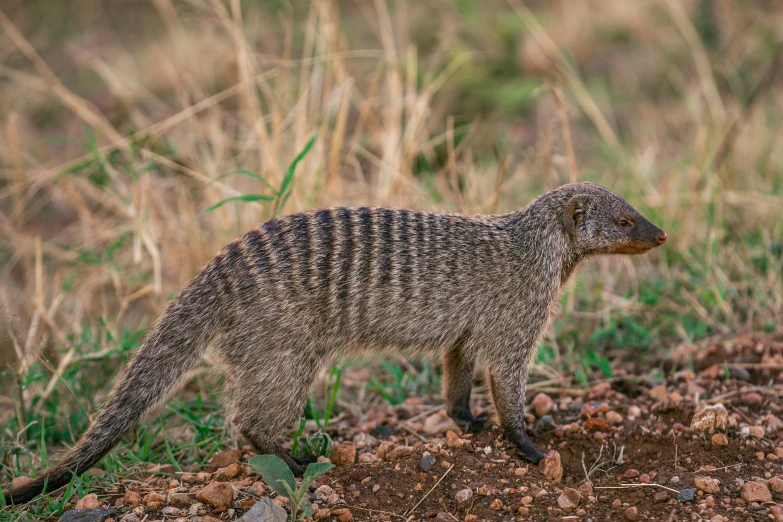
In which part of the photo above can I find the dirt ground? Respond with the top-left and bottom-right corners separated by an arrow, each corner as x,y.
21,332 -> 783,521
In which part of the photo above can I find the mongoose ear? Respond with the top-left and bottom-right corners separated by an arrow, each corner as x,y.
562,196 -> 585,236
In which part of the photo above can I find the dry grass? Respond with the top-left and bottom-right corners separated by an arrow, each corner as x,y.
1,0 -> 782,494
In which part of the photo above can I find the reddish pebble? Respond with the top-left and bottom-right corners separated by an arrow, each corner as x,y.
623,469 -> 640,480
639,474 -> 650,484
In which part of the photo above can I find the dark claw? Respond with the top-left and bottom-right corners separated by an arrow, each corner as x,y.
504,426 -> 547,464
523,447 -> 548,464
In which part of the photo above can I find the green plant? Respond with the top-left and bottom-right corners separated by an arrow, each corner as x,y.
248,455 -> 333,521
294,431 -> 333,460
201,134 -> 317,216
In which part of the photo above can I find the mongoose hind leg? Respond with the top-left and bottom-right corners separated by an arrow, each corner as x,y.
442,334 -> 488,433
487,364 -> 547,464
226,350 -> 322,476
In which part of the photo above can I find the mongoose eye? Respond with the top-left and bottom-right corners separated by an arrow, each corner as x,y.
618,219 -> 632,229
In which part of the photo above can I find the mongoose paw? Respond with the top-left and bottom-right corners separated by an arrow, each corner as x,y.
279,452 -> 308,477
292,454 -> 319,466
527,448 -> 548,464
448,408 -> 491,434
460,411 -> 493,433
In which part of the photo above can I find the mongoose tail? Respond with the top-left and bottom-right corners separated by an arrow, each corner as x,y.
3,259 -> 220,504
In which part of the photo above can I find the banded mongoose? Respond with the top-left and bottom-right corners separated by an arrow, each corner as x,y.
4,182 -> 667,503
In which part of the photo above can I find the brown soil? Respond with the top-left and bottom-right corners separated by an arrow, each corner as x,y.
41,333 -> 783,521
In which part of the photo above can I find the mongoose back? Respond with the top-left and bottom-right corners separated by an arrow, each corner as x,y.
4,182 -> 667,503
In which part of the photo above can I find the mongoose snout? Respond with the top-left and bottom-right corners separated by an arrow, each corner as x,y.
3,182 -> 667,504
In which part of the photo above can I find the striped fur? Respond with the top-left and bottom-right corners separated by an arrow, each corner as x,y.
4,182 -> 666,503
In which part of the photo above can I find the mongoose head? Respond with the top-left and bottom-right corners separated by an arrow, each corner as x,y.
559,182 -> 667,256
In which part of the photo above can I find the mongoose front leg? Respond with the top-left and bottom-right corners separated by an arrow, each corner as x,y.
487,360 -> 547,464
442,334 -> 488,433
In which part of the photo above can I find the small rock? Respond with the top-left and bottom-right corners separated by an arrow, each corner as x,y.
214,463 -> 242,481
455,488 -> 473,505
58,508 -> 117,522
358,452 -> 379,463
251,481 -> 266,497
196,482 -> 234,508
612,498 -> 622,507
423,411 -> 458,435
556,488 -> 581,511
349,468 -> 369,481
331,441 -> 357,466
639,474 -> 650,484
120,515 -> 137,522
209,449 -> 242,467
167,491 -> 192,505
514,466 -> 528,477
373,424 -> 394,437
711,433 -> 729,447
770,505 -> 783,522
769,477 -> 783,492
332,507 -> 354,522
694,476 -> 720,494
670,476 -> 680,484
465,515 -> 478,522
654,491 -> 670,502
744,392 -> 764,405
236,497 -> 287,522
446,430 -> 466,448
623,506 -> 638,520
585,417 -> 609,431
579,403 -> 596,420
748,426 -> 766,438
741,482 -> 772,503
589,381 -> 611,398
420,452 -> 436,472
623,469 -> 640,480
10,476 -> 34,489
690,404 -> 730,434
649,384 -> 669,402
315,485 -> 334,501
628,405 -> 642,419
677,489 -> 695,502
314,508 -> 331,520
76,494 -> 101,510
143,492 -> 165,506
535,415 -> 556,432
387,446 -> 413,460
730,366 -> 751,381
606,411 -> 623,425
531,393 -> 555,417
539,451 -> 563,483
122,491 -> 142,507
377,441 -> 395,459
161,507 -> 181,516
489,498 -> 503,510
521,495 -> 533,505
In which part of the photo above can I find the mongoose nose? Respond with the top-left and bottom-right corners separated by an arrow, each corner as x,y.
657,232 -> 667,245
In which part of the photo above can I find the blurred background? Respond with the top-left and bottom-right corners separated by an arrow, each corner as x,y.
1,0 -> 782,490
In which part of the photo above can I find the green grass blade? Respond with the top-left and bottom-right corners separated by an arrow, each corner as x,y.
274,134 -> 317,216
208,170 -> 279,194
200,194 -> 275,215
